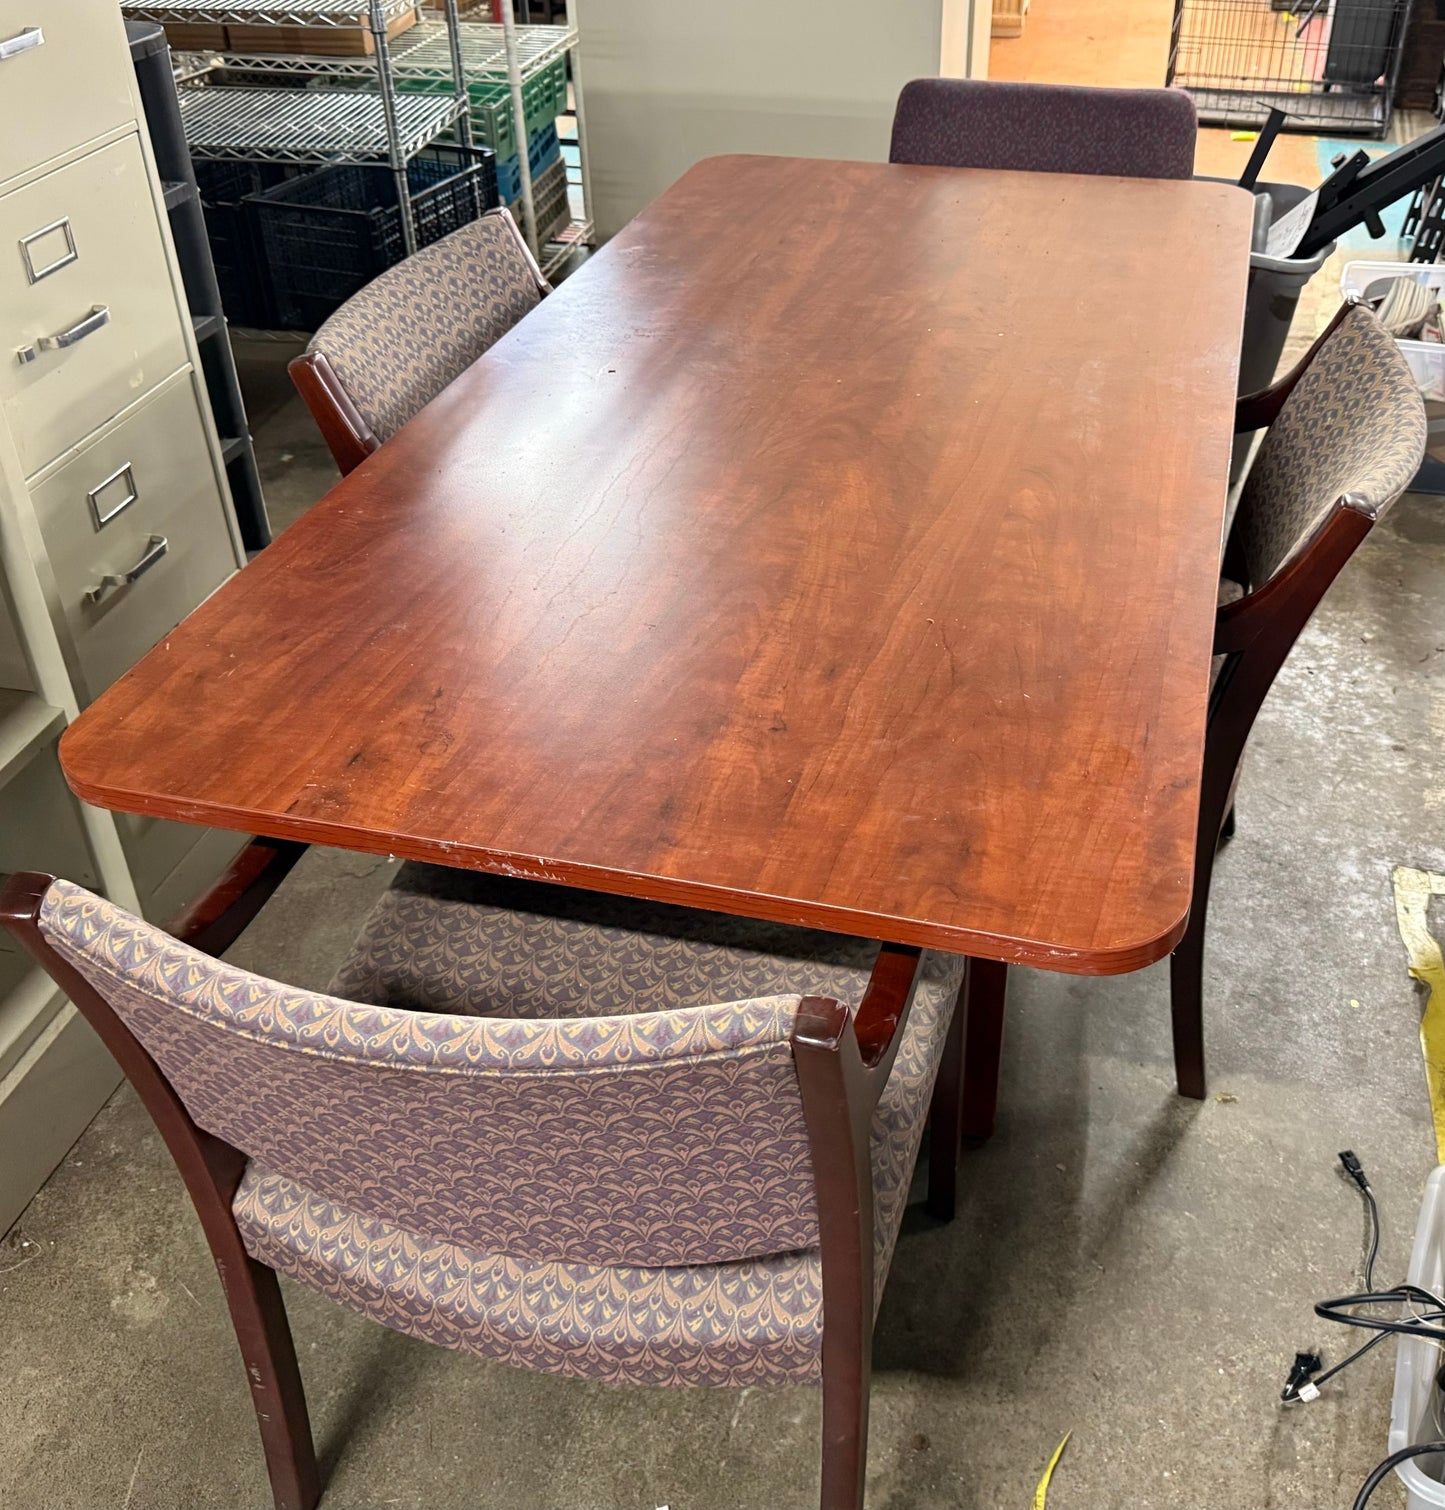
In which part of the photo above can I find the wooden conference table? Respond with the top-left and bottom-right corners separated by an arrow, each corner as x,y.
61,155 -> 1252,981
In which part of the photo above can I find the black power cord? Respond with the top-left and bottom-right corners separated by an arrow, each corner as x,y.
1281,1152 -> 1392,1405
1278,1151 -> 1445,1508
1353,1441 -> 1445,1510
1340,1150 -> 1382,1291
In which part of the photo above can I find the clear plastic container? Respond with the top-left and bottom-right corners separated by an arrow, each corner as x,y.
1388,1165 -> 1445,1510
1340,260 -> 1445,401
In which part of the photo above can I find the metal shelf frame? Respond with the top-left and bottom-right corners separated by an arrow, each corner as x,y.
124,0 -> 476,252
178,85 -> 468,163
121,0 -> 419,25
125,0 -> 595,289
188,16 -> 596,263
208,18 -> 577,79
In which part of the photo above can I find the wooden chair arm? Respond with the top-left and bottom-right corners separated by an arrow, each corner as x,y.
1234,296 -> 1360,435
1213,500 -> 1373,656
493,204 -> 554,298
166,838 -> 308,957
853,942 -> 926,1090
288,349 -> 378,478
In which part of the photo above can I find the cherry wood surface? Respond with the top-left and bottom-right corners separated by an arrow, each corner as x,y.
61,155 -> 1252,973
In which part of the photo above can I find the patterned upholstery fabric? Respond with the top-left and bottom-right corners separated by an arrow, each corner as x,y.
234,939 -> 959,1387
308,211 -> 540,443
39,871 -> 961,1387
41,870 -> 960,1256
1233,304 -> 1425,588
889,79 -> 1197,178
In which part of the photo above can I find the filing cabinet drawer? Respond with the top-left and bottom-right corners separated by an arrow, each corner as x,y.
30,374 -> 238,704
1,134 -> 188,477
0,0 -> 136,189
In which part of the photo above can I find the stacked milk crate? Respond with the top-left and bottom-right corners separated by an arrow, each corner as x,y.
125,2 -> 588,328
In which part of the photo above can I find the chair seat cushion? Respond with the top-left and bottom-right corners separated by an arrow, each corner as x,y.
332,863 -> 889,1020
234,866 -> 964,1386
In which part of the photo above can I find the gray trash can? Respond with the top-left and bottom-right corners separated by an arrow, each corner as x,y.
1200,178 -> 1337,481
1237,181 -> 1337,397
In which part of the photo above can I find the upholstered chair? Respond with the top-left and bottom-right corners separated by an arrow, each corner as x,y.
1168,298 -> 1426,1094
888,79 -> 1198,179
289,206 -> 549,476
955,299 -> 1425,1132
2,860 -> 968,1510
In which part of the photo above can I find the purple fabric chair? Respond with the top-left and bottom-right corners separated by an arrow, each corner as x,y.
2,860 -> 968,1510
889,78 -> 1198,179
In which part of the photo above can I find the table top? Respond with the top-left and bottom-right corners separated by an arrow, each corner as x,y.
61,154 -> 1252,974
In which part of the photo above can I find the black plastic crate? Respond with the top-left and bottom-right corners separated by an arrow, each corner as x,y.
196,160 -> 298,328
251,146 -> 499,332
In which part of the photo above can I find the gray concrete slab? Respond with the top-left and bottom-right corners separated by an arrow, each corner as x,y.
0,359 -> 1441,1509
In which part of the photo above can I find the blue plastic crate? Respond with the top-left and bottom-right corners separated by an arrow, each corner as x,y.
496,123 -> 562,205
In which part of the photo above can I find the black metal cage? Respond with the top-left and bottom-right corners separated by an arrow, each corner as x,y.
1168,0 -> 1413,136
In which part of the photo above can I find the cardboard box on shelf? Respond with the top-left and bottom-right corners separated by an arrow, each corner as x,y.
162,23 -> 228,49
227,8 -> 418,56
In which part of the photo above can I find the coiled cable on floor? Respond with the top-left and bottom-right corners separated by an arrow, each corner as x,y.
1352,1441 -> 1445,1510
1277,1152 -> 1445,1507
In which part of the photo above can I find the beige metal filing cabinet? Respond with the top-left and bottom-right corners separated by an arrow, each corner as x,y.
0,0 -> 251,1230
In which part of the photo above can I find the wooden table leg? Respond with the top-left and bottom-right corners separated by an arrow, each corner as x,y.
960,957 -> 1008,1141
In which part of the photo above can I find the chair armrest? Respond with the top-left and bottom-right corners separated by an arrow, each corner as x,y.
1234,296 -> 1360,435
1234,380 -> 1294,434
289,350 -> 378,478
166,838 -> 308,957
1213,500 -> 1374,656
853,943 -> 926,1097
492,205 -> 553,298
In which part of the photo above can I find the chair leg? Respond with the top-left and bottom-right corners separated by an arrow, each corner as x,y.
220,1249 -> 320,1510
960,957 -> 1008,1142
818,1327 -> 870,1510
1171,777 -> 1229,1102
1170,891 -> 1211,1101
926,985 -> 966,1221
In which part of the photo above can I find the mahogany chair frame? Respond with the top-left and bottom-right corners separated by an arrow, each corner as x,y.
0,869 -> 965,1510
956,299 -> 1403,1130
288,206 -> 552,478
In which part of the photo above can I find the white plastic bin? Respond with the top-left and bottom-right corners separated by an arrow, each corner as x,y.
1388,1164 -> 1445,1510
1340,260 -> 1445,400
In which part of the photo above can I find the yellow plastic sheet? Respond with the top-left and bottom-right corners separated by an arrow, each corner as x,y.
1393,867 -> 1445,1162
1032,1431 -> 1071,1510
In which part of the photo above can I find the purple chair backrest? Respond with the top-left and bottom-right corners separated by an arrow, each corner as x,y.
889,79 -> 1197,179
39,879 -> 821,1267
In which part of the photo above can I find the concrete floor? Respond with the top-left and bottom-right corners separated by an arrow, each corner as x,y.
4,150 -> 1445,1510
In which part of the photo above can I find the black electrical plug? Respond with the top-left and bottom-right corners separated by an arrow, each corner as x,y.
1281,1350 -> 1324,1403
1340,1150 -> 1372,1193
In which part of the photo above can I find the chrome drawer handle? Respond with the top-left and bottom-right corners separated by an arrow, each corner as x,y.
88,463 -> 139,530
0,27 -> 43,62
16,304 -> 110,366
20,218 -> 78,284
85,535 -> 168,605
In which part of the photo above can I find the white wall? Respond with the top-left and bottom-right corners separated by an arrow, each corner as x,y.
574,0 -> 985,240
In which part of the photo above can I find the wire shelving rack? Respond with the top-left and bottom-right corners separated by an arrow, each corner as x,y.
122,0 -> 474,254
124,1 -> 594,274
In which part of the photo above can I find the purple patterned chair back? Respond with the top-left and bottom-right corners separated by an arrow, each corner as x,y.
1232,303 -> 1425,588
38,879 -> 821,1268
889,79 -> 1197,179
307,209 -> 542,443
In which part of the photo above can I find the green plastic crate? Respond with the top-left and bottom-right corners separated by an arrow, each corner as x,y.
401,58 -> 566,162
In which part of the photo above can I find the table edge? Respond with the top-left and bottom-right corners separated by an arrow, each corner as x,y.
61,756 -> 1188,976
